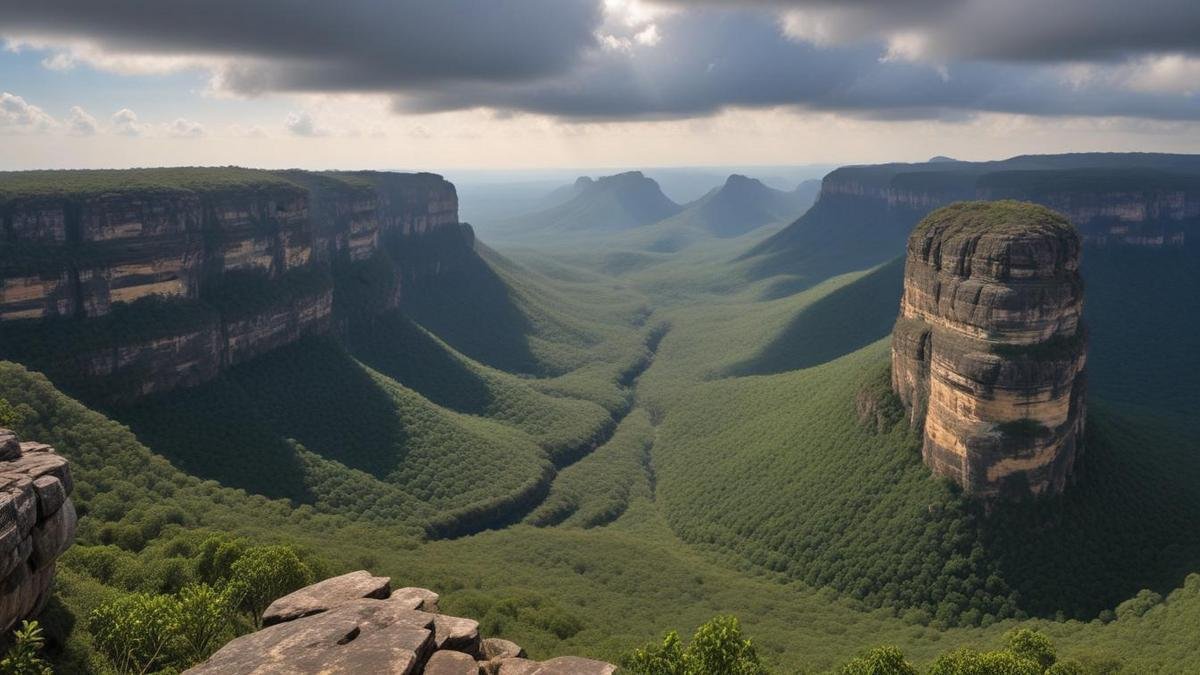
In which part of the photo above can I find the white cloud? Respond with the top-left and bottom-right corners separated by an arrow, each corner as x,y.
111,107 -> 148,136
166,117 -> 206,138
0,91 -> 56,133
65,105 -> 99,135
284,110 -> 327,137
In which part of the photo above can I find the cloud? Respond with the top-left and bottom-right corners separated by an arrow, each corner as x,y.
284,111 -> 327,137
0,0 -> 602,94
0,92 -> 56,133
65,105 -> 98,135
111,108 -> 147,136
1,1 -> 1198,123
166,117 -> 205,138
676,0 -> 1200,63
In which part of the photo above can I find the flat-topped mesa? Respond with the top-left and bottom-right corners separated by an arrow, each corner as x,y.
891,201 -> 1087,500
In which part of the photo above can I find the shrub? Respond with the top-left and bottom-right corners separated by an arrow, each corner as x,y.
622,616 -> 768,675
227,545 -> 313,626
0,621 -> 52,675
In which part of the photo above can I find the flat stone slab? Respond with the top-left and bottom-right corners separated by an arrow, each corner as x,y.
433,614 -> 480,654
389,586 -> 439,612
534,656 -> 618,675
188,600 -> 433,674
480,637 -> 526,661
425,649 -> 478,675
262,570 -> 391,626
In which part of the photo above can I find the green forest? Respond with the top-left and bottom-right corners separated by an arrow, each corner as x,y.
2,166 -> 1200,673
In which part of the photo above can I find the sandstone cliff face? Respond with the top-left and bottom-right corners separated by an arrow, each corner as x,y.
0,428 -> 76,634
188,571 -> 616,675
891,201 -> 1087,500
0,169 -> 469,401
815,162 -> 1198,247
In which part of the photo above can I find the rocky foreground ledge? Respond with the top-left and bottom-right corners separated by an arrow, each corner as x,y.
0,428 -> 77,634
187,570 -> 616,675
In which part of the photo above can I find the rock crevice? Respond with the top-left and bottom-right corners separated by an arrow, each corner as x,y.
891,201 -> 1087,500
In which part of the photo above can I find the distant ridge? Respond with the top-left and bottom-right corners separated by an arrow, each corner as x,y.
497,171 -> 681,235
656,174 -> 816,239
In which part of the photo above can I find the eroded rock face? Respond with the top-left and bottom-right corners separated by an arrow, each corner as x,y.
891,201 -> 1087,500
0,429 -> 76,633
0,169 -> 473,402
188,571 -> 614,675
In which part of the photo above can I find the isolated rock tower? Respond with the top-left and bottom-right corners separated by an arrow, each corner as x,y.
891,201 -> 1087,499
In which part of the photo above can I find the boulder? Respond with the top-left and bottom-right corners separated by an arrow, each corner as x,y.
0,431 -> 75,633
188,599 -> 433,674
480,637 -> 527,662
262,570 -> 391,626
496,658 -> 541,675
0,432 -> 19,461
424,649 -> 479,675
534,656 -> 619,675
434,613 -> 481,655
390,585 -> 440,612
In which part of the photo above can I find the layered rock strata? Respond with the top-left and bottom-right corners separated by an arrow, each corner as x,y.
0,168 -> 473,401
0,428 -> 76,633
187,571 -> 616,675
891,201 -> 1087,499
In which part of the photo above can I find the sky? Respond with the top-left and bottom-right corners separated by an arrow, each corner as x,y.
2,0 -> 1199,172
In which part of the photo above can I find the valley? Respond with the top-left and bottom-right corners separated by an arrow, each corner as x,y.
1,155 -> 1199,673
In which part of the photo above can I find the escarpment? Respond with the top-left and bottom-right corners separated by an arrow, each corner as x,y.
0,168 -> 473,402
0,428 -> 76,634
187,571 -> 616,675
891,201 -> 1087,500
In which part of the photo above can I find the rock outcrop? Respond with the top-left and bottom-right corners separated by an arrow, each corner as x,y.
0,168 -> 474,402
187,571 -> 616,675
891,201 -> 1087,500
0,428 -> 76,633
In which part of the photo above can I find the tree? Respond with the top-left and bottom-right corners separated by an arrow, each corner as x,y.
0,621 -> 52,675
0,398 -> 20,429
622,630 -> 685,675
1007,628 -> 1057,670
175,583 -> 234,663
927,648 -> 1041,675
621,616 -> 767,675
839,646 -> 919,675
88,593 -> 183,674
227,545 -> 313,627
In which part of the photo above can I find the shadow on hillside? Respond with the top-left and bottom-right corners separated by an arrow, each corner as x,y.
118,336 -> 412,501
980,403 -> 1200,619
401,247 -> 543,376
726,257 -> 904,377
348,312 -> 494,416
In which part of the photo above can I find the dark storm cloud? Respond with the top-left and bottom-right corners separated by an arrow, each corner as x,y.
0,0 -> 602,87
2,1 -> 1197,122
673,0 -> 1200,62
393,10 -> 1200,121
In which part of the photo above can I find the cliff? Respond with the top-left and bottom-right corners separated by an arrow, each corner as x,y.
0,168 -> 472,402
746,153 -> 1200,286
188,571 -> 616,675
891,201 -> 1087,500
0,428 -> 76,634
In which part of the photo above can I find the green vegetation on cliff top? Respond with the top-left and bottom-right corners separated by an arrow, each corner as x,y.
912,200 -> 1077,239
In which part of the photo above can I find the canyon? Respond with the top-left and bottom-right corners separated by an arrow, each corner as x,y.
0,169 -> 474,402
891,201 -> 1088,500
